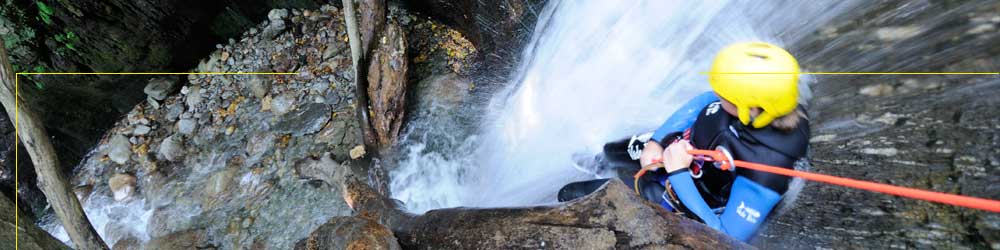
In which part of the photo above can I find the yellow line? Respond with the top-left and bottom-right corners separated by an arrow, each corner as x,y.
14,73 -> 18,250
16,72 -> 297,75
701,72 -> 1000,75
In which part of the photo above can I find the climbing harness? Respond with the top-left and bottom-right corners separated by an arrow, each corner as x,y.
635,161 -> 663,195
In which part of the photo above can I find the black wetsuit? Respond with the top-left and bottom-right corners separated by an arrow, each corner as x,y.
683,101 -> 809,208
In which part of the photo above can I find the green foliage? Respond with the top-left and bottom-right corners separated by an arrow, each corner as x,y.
36,1 -> 54,25
2,5 -> 37,49
30,66 -> 45,89
53,31 -> 74,43
2,36 -> 16,50
20,77 -> 45,90
53,29 -> 77,52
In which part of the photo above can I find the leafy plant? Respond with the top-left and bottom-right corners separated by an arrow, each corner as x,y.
36,1 -> 55,25
54,30 -> 77,52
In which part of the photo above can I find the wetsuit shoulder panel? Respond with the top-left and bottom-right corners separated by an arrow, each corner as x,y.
652,91 -> 718,144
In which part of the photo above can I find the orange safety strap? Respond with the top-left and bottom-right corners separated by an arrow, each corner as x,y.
684,149 -> 1000,213
634,161 -> 663,194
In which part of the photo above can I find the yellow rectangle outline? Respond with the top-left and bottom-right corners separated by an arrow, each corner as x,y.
10,70 -> 997,249
12,72 -> 294,249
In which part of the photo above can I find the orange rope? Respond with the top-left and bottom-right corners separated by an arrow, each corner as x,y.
634,162 -> 662,194
685,149 -> 1000,213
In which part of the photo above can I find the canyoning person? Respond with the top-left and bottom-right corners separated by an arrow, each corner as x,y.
558,42 -> 809,242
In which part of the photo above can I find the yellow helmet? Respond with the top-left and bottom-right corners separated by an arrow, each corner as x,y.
709,42 -> 800,128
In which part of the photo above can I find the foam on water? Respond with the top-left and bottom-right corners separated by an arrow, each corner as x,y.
41,194 -> 153,246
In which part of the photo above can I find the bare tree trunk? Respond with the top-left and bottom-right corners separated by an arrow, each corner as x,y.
357,0 -> 388,55
0,46 -> 107,249
342,0 -> 381,154
366,21 -> 408,154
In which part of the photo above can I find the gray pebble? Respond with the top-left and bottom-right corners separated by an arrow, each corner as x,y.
134,125 -> 152,135
177,119 -> 197,135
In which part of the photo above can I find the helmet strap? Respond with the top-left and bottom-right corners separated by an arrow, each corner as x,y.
737,106 -> 752,126
752,112 -> 776,128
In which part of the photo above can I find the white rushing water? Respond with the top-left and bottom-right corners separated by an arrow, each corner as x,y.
391,0 -> 863,213
41,194 -> 153,246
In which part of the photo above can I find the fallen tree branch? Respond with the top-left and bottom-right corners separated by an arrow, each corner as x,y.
0,46 -> 108,249
342,0 -> 381,154
342,176 -> 752,249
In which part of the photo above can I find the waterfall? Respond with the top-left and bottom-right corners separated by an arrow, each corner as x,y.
390,0 -> 863,213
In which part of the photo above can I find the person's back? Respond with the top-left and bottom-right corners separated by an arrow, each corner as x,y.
685,97 -> 809,210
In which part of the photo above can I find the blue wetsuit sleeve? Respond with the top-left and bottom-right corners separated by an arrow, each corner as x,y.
667,170 -> 722,230
718,176 -> 782,241
651,92 -> 718,143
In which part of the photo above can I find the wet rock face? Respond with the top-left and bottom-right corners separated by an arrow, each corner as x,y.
758,1 -> 1000,249
403,17 -> 477,78
144,229 -> 215,250
294,216 -> 401,250
405,0 -> 545,69
111,237 -> 141,250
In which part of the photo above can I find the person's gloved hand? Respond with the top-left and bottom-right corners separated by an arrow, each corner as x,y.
639,141 -> 664,170
662,139 -> 694,173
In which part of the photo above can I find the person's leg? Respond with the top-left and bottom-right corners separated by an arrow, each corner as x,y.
617,167 -> 668,203
557,173 -> 668,203
558,178 -> 612,202
572,136 -> 646,176
602,137 -> 637,165
558,135 -> 666,202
